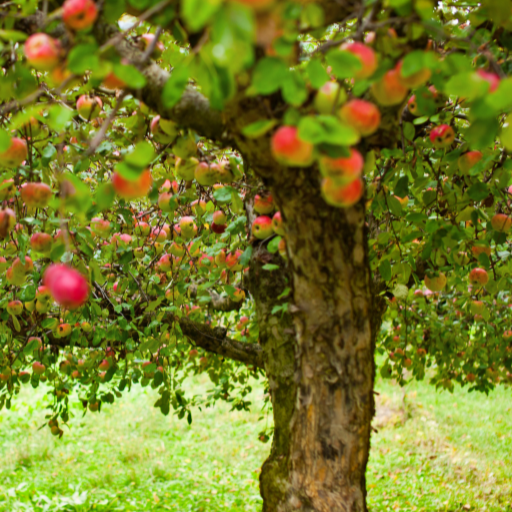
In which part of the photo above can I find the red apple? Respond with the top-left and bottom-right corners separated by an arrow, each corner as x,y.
24,33 -> 61,71
20,182 -> 52,208
32,361 -> 46,375
158,192 -> 175,212
30,232 -> 53,254
321,177 -> 364,208
271,126 -> 314,167
371,69 -> 409,106
340,42 -> 377,79
111,170 -> 152,199
254,194 -> 274,214
430,124 -> 455,148
7,300 -> 23,316
90,217 -> 111,238
150,115 -> 178,144
0,208 -> 16,239
194,162 -> 219,186
313,81 -> 347,114
318,148 -> 364,184
0,137 -> 27,167
458,151 -> 483,174
271,211 -> 284,236
252,216 -> 273,239
424,272 -> 447,292
468,268 -> 489,286
179,216 -> 198,240
491,214 -> 512,233
339,99 -> 380,136
62,0 -> 98,30
43,264 -> 89,309
477,69 -> 500,93
76,95 -> 103,120
213,211 -> 227,225
395,59 -> 431,88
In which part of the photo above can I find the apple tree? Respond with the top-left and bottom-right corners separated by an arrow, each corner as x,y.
1,0 -> 512,510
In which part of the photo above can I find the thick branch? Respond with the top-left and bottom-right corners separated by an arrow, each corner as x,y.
178,317 -> 263,368
11,314 -> 263,369
93,23 -> 227,141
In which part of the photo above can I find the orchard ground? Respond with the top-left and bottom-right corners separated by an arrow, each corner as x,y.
0,376 -> 510,512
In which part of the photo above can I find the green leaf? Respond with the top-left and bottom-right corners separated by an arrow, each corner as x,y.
467,182 -> 489,201
267,236 -> 282,254
94,183 -> 115,211
252,57 -> 289,95
325,50 -> 362,79
281,70 -> 308,107
401,51 -> 436,77
42,318 -> 58,330
0,130 -> 10,152
124,141 -> 155,169
465,118 -> 499,150
394,176 -> 409,198
306,59 -> 329,89
298,116 -> 360,146
112,63 -> 147,89
239,246 -> 253,266
45,105 -> 74,132
444,72 -> 488,101
213,186 -> 232,203
181,0 -> 221,31
68,44 -> 101,74
162,64 -> 190,108
262,263 -> 280,271
241,119 -> 277,139
379,260 -> 392,281
0,30 -> 27,42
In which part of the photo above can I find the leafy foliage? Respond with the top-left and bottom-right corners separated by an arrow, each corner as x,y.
0,0 -> 511,445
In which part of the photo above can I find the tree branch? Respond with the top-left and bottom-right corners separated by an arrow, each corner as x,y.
179,317 -> 263,368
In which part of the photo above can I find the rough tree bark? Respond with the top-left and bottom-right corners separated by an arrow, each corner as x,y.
229,96 -> 387,509
246,236 -> 297,511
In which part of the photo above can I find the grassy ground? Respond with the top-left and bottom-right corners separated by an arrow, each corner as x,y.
0,376 -> 510,512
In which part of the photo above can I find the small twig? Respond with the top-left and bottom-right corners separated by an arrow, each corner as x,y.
85,91 -> 128,156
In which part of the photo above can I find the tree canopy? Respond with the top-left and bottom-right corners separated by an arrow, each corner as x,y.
1,0 -> 512,509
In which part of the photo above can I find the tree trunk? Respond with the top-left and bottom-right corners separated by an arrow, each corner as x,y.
256,169 -> 383,512
246,226 -> 297,510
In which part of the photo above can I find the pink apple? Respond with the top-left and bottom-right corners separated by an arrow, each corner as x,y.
0,138 -> 28,168
44,264 -> 89,309
321,177 -> 364,208
340,42 -> 377,79
24,34 -> 61,71
252,216 -> 273,239
30,232 -> 53,254
371,69 -> 409,106
271,126 -> 314,167
313,81 -> 347,114
318,148 -> 364,183
76,95 -> 103,120
254,194 -> 274,214
430,125 -> 455,148
111,170 -> 152,199
458,151 -> 483,173
272,211 -> 284,236
339,99 -> 381,136
468,268 -> 489,286
63,0 -> 98,30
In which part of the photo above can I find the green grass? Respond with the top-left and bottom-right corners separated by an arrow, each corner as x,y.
0,376 -> 510,512
367,379 -> 512,512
